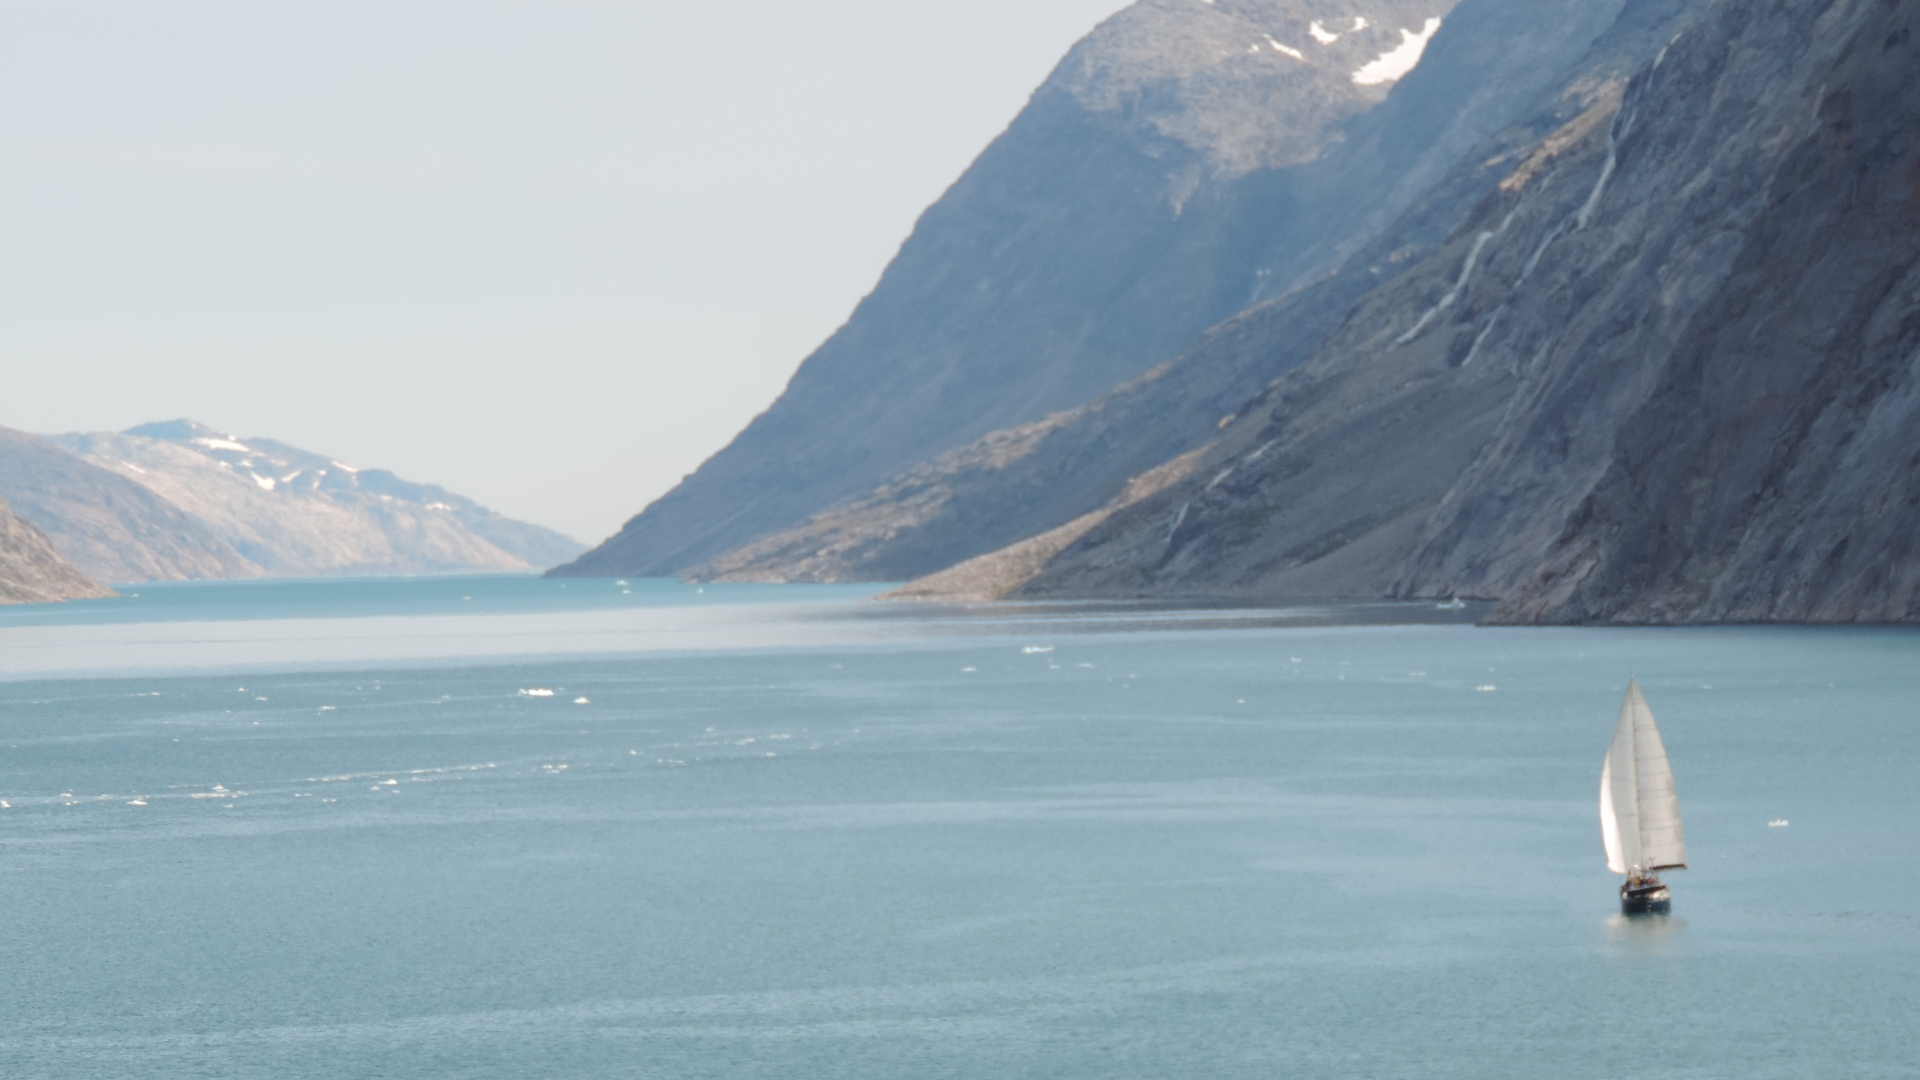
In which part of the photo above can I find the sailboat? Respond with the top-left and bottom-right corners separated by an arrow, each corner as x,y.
1600,680 -> 1687,914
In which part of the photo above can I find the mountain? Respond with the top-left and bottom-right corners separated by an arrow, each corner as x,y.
0,426 -> 260,584
45,421 -> 584,579
685,0 -> 1693,586
947,0 -> 1920,623
0,493 -> 112,604
555,0 -> 1486,579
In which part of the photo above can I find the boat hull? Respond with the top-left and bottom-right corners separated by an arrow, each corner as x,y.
1620,882 -> 1671,915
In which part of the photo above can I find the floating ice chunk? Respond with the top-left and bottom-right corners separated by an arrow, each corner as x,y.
518,688 -> 556,698
1352,17 -> 1441,85
128,798 -> 148,806
1310,20 -> 1340,43
1022,645 -> 1055,654
574,696 -> 591,705
1769,819 -> 1790,828
1475,684 -> 1498,692
961,666 -> 977,673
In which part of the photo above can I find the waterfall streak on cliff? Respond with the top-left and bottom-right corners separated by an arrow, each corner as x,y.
1394,230 -> 1497,346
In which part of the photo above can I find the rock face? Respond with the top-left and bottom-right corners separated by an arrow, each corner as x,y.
682,0 -> 1682,585
0,426 -> 259,584
45,421 -> 584,579
999,0 -> 1920,624
0,494 -> 112,604
556,0 -> 1476,579
1454,0 -> 1920,623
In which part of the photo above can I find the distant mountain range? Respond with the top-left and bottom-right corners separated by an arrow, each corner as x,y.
559,0 -> 1920,624
0,420 -> 582,592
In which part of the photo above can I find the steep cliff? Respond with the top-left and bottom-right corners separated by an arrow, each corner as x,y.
993,0 -> 1920,624
0,426 -> 260,584
48,421 -> 584,578
0,494 -> 113,604
688,0 -> 1689,585
1456,0 -> 1920,623
556,0 -> 1471,579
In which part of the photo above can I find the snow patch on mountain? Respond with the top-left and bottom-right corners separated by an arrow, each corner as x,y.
1353,17 -> 1442,85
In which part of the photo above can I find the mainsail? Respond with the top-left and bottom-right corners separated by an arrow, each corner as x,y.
1600,680 -> 1687,876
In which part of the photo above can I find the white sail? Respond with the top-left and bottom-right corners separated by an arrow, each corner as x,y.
1599,680 -> 1687,876
1599,754 -> 1627,874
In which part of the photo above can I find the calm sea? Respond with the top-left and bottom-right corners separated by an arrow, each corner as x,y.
0,576 -> 1913,1078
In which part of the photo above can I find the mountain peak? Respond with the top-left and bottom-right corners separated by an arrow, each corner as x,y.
1056,0 -> 1460,176
123,418 -> 233,443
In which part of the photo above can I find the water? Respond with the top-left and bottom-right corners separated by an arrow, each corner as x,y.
1,577 -> 1914,1078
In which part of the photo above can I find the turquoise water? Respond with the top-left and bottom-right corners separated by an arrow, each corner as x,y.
0,578 -> 1914,1078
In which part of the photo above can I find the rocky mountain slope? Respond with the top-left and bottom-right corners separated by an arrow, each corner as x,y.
41,421 -> 583,580
556,0 -> 1480,579
0,426 -> 259,584
0,495 -> 112,604
684,0 -> 1689,585
974,0 -> 1920,623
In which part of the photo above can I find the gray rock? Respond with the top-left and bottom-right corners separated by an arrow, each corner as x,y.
689,0 -> 1685,586
1003,0 -> 1920,625
554,0 -> 1469,579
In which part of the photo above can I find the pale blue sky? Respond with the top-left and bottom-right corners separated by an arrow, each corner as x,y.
0,0 -> 1125,542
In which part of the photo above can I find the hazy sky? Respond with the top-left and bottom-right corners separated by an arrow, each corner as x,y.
0,0 -> 1126,543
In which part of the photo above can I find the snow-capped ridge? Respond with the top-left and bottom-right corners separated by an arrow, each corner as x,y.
45,421 -> 586,578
